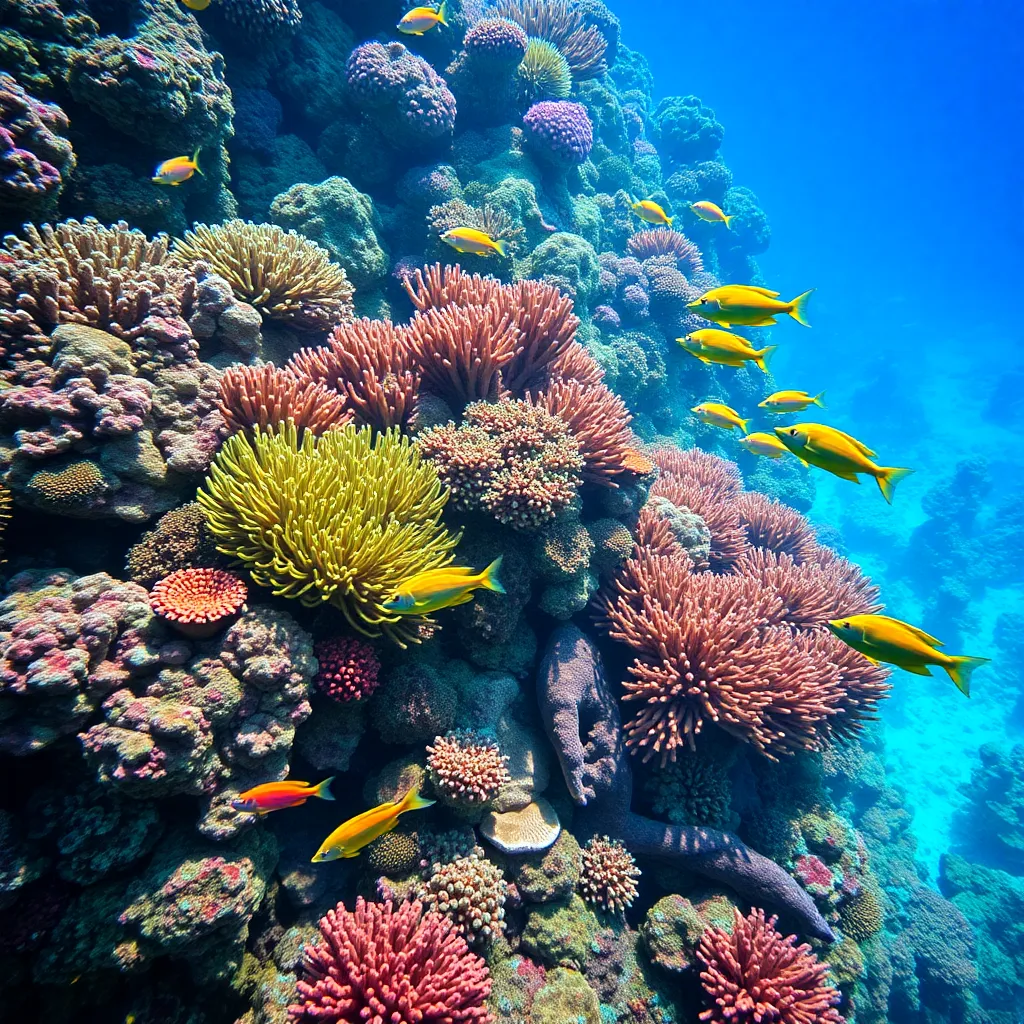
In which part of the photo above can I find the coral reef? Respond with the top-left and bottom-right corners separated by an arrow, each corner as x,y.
578,835 -> 640,915
426,730 -> 511,810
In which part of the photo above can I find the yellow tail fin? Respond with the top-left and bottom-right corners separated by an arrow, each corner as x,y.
754,345 -> 777,373
493,238 -> 509,258
876,466 -> 914,504
813,390 -> 826,407
666,215 -> 674,227
437,1 -> 448,24
314,776 -> 336,801
738,416 -> 750,433
787,288 -> 814,327
944,655 -> 990,697
723,213 -> 733,228
481,555 -> 506,594
192,147 -> 203,175
397,784 -> 436,814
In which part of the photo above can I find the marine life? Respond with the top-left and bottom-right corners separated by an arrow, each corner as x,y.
152,148 -> 202,185
232,777 -> 336,814
774,422 -> 913,503
180,0 -> 212,9
759,389 -> 826,412
678,328 -> 777,372
691,200 -> 733,227
631,199 -> 673,227
692,401 -> 749,432
827,614 -> 990,696
739,431 -> 792,459
688,284 -> 814,327
440,226 -> 509,257
311,786 -> 435,862
397,3 -> 448,34
384,556 -> 505,615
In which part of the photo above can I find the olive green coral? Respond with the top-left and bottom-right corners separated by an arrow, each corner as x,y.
197,423 -> 459,645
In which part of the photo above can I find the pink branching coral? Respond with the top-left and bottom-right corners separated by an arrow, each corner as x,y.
426,730 -> 511,808
735,491 -> 819,564
501,278 -> 580,393
313,637 -> 381,703
149,568 -> 248,639
627,229 -> 704,276
579,835 -> 640,915
290,897 -> 493,1023
697,908 -> 845,1024
549,339 -> 606,386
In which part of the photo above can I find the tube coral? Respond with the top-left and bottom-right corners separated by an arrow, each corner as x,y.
627,229 -> 704,276
149,568 -> 248,639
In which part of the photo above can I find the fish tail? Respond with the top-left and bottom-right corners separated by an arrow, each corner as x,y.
738,416 -> 750,433
755,344 -> 777,373
314,776 -> 336,801
943,656 -> 990,697
787,288 -> 814,327
493,238 -> 509,258
813,390 -> 826,407
192,147 -> 203,175
481,555 -> 506,594
875,466 -> 914,504
723,213 -> 733,228
397,784 -> 436,815
437,0 -> 448,23
666,215 -> 674,227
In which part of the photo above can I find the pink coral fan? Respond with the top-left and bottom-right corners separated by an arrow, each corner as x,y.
313,637 -> 380,703
290,897 -> 493,1023
627,229 -> 704,276
426,730 -> 511,808
735,491 -> 819,564
150,568 -> 247,639
579,835 -> 640,915
698,908 -> 844,1024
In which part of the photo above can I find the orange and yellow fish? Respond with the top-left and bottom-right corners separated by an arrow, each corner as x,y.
688,284 -> 814,328
738,431 -> 792,459
398,2 -> 448,34
630,199 -> 673,227
759,389 -> 826,413
311,785 -> 435,862
384,557 -> 505,616
677,328 -> 776,373
441,226 -> 509,258
153,148 -> 202,186
690,200 -> 733,227
692,402 -> 749,433
232,777 -> 335,814
180,0 -> 212,10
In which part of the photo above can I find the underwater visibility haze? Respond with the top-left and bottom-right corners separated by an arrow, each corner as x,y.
0,0 -> 1021,1021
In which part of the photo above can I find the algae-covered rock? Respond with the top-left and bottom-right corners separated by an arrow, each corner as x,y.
533,967 -> 601,1024
522,893 -> 604,969
507,828 -> 580,902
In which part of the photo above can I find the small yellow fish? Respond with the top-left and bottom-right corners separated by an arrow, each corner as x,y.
398,2 -> 448,34
773,422 -> 913,503
311,785 -> 435,862
630,199 -> 673,227
690,200 -> 733,228
827,613 -> 989,697
441,226 -> 509,258
180,0 -> 211,10
384,557 -> 505,615
687,284 -> 814,328
153,147 -> 202,186
738,431 -> 791,459
759,389 -> 826,412
692,402 -> 749,433
677,328 -> 776,373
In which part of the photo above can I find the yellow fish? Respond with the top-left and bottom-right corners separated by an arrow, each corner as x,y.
630,199 -> 673,227
398,2 -> 448,34
692,402 -> 748,433
738,431 -> 791,459
180,0 -> 211,9
153,148 -> 202,186
311,785 -> 435,862
441,226 -> 509,258
690,200 -> 733,227
827,613 -> 989,697
384,557 -> 504,615
677,328 -> 776,373
688,284 -> 814,328
759,389 -> 826,412
773,422 -> 913,503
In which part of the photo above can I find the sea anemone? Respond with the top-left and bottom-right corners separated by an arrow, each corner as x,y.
517,39 -> 572,103
149,567 -> 248,638
627,229 -> 704,276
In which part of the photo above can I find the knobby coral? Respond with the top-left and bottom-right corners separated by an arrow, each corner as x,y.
426,731 -> 511,809
149,568 -> 248,639
578,835 -> 640,915
416,851 -> 507,949
627,229 -> 704,276
313,636 -> 380,703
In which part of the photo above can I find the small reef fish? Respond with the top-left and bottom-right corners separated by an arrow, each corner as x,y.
773,422 -> 913,503
232,777 -> 335,814
738,431 -> 792,459
759,389 -> 826,412
398,2 -> 448,34
687,284 -> 814,327
441,226 -> 509,258
677,328 -> 776,373
153,148 -> 202,186
690,200 -> 733,227
692,402 -> 749,433
180,0 -> 211,10
827,614 -> 990,697
630,199 -> 673,227
311,785 -> 435,862
384,557 -> 505,615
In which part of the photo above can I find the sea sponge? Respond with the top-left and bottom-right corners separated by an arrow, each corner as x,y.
197,423 -> 459,646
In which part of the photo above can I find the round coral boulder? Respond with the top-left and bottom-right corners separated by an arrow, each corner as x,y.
523,101 -> 594,168
313,636 -> 380,703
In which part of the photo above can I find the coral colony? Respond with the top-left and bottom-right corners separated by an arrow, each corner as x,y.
0,2 -> 1001,1024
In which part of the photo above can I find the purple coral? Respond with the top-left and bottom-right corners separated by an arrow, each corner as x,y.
464,18 -> 529,68
523,101 -> 594,169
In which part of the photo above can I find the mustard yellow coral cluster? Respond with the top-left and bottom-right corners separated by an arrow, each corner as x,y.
197,423 -> 458,645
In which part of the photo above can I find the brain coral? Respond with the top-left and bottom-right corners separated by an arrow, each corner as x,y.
198,423 -> 459,646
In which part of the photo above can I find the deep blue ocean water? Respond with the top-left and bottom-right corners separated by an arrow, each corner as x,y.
617,0 -> 1024,868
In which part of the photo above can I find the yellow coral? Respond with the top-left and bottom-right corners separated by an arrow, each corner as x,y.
839,879 -> 884,940
197,422 -> 459,645
25,460 -> 109,512
518,40 -> 572,103
170,220 -> 354,331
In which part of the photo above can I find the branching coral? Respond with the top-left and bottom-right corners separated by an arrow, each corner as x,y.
197,423 -> 459,645
735,491 -> 819,564
627,229 -> 704,276
579,835 -> 640,915
495,0 -> 609,80
427,730 -> 511,809
170,221 -> 354,331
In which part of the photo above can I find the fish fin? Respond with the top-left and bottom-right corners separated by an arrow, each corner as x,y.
192,147 -> 203,176
397,784 -> 436,814
796,456 -> 810,467
666,215 -> 674,227
876,466 -> 914,505
872,615 -> 945,647
747,316 -> 778,326
342,850 -> 363,858
738,417 -> 750,434
832,470 -> 861,483
826,426 -> 876,457
493,238 -> 509,258
481,555 -> 506,594
734,285 -> 781,298
900,663 -> 934,676
755,345 -> 777,373
813,390 -> 826,407
787,288 -> 814,327
943,656 -> 990,697
437,1 -> 448,24
314,777 -> 336,801
723,213 -> 733,228
859,654 -> 881,666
